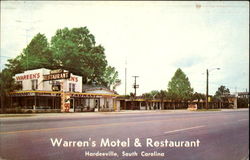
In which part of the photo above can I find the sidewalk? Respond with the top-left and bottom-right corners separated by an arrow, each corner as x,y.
221,108 -> 249,112
0,108 -> 248,120
0,110 -> 187,119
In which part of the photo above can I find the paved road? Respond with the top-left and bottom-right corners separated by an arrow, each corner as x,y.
0,110 -> 249,160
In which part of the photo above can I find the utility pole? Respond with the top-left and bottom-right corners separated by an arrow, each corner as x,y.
24,28 -> 32,70
125,59 -> 127,96
205,68 -> 220,110
206,69 -> 209,109
132,76 -> 139,96
234,86 -> 238,109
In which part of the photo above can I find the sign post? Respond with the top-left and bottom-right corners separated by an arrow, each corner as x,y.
43,69 -> 71,113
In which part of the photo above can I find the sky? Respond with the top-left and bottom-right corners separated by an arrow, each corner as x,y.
1,1 -> 249,96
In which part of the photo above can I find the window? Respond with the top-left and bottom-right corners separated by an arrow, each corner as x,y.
106,101 -> 109,108
16,81 -> 23,90
69,83 -> 71,91
95,99 -> 99,108
69,83 -> 76,92
31,79 -> 38,90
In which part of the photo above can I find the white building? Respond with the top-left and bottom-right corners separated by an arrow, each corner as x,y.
10,68 -> 119,113
14,68 -> 82,92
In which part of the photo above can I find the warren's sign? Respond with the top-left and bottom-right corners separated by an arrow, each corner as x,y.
16,73 -> 40,81
43,72 -> 70,81
69,76 -> 78,82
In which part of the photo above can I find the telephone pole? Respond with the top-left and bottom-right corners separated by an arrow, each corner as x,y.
205,68 -> 220,109
206,69 -> 209,110
132,76 -> 139,96
125,59 -> 127,95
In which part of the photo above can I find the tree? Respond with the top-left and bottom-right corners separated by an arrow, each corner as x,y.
155,90 -> 168,109
215,85 -> 230,97
21,33 -> 54,70
142,93 -> 153,99
142,91 -> 154,110
155,90 -> 168,99
50,27 -> 119,87
214,85 -> 230,102
167,68 -> 193,101
113,79 -> 121,90
142,90 -> 167,100
5,33 -> 54,75
142,90 -> 168,110
102,66 -> 120,90
5,55 -> 24,75
237,98 -> 248,108
0,68 -> 21,113
149,90 -> 159,98
5,27 -> 119,88
192,92 -> 206,101
1,33 -> 54,112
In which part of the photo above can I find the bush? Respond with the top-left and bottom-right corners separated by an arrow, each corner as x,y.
26,110 -> 33,113
237,98 -> 249,108
99,108 -> 114,112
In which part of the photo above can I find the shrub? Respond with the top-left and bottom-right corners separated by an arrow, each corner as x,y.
26,110 -> 33,113
237,98 -> 249,108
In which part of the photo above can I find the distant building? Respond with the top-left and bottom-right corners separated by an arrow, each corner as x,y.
9,68 -> 119,113
237,92 -> 249,99
221,91 -> 249,109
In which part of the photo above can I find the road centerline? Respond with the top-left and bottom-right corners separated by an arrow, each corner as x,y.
164,125 -> 205,134
0,116 -> 209,135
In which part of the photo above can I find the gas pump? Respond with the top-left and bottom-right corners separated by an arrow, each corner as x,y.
64,95 -> 70,112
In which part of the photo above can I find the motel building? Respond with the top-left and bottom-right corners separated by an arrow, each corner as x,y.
9,68 -> 119,113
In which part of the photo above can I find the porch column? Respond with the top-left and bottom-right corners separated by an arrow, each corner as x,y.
33,94 -> 36,110
10,96 -> 13,108
233,97 -> 237,109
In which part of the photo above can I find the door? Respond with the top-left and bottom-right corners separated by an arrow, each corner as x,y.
69,98 -> 75,112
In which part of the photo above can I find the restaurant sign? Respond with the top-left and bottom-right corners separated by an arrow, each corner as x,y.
43,72 -> 70,81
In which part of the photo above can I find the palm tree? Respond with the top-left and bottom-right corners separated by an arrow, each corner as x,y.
156,90 -> 168,110
142,93 -> 152,110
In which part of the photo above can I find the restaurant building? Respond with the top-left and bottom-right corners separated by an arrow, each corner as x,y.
9,68 -> 119,113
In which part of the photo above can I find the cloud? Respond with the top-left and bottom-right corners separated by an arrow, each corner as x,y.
1,1 -> 249,95
173,56 -> 205,68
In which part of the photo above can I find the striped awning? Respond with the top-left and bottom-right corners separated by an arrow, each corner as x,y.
9,90 -> 118,98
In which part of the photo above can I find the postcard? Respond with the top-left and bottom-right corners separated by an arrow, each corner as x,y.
0,1 -> 249,160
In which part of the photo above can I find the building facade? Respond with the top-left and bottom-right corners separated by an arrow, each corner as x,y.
117,96 -> 242,110
14,68 -> 82,92
9,68 -> 118,113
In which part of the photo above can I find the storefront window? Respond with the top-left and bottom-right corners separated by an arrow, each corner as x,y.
69,83 -> 76,92
106,101 -> 109,108
95,99 -> 99,108
31,79 -> 38,90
